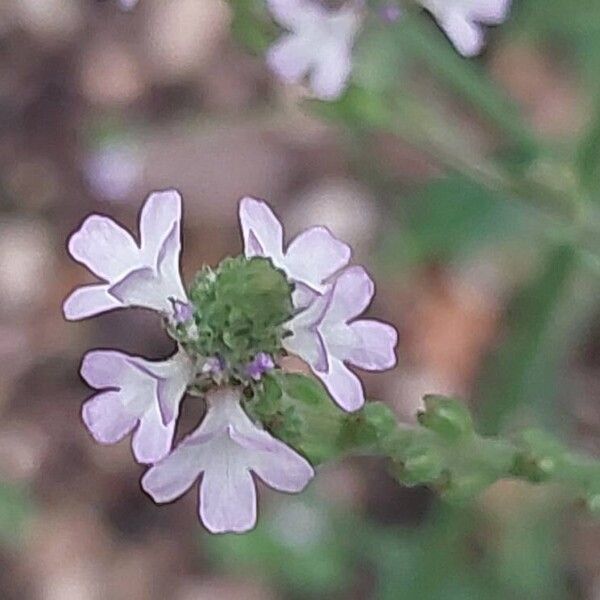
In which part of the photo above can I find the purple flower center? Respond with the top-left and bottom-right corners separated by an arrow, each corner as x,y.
246,352 -> 275,380
170,298 -> 194,324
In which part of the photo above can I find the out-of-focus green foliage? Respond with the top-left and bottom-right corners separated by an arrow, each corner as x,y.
477,244 -> 576,434
379,174 -> 524,269
0,483 -> 31,544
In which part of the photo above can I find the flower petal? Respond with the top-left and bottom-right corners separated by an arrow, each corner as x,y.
438,12 -> 484,57
68,214 -> 139,280
318,357 -> 365,411
230,427 -> 314,493
267,0 -> 325,29
345,319 -> 398,371
284,226 -> 351,290
82,391 -> 137,444
309,42 -> 353,100
133,352 -> 194,426
239,197 -> 285,262
284,292 -> 331,371
63,284 -> 121,321
142,443 -> 206,504
470,0 -> 511,23
108,266 -> 173,313
131,404 -> 175,464
266,34 -> 314,84
81,349 -> 139,389
322,266 -> 374,326
140,189 -> 182,261
200,463 -> 257,534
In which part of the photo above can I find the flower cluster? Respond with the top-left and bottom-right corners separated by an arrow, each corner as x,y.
65,190 -> 397,533
266,0 -> 512,99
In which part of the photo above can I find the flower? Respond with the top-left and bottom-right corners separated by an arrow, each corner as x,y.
420,0 -> 512,57
247,352 -> 276,380
239,197 -> 351,309
284,266 -> 397,411
142,387 -> 314,533
266,0 -> 362,100
63,189 -> 188,320
81,349 -> 194,464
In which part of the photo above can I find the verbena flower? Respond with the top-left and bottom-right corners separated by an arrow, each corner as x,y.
65,189 -> 396,532
63,190 -> 188,320
240,198 -> 397,411
284,266 -> 398,411
420,0 -> 512,57
81,349 -> 194,464
239,196 -> 351,308
266,0 -> 363,100
142,387 -> 314,533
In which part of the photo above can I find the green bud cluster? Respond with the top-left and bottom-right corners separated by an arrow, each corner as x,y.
173,256 -> 294,383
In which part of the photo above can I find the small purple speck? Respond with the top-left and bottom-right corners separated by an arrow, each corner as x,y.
247,352 -> 275,380
202,356 -> 225,376
170,299 -> 194,324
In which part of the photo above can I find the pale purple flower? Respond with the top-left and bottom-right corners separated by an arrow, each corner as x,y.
63,189 -> 188,320
81,349 -> 194,464
239,197 -> 351,309
142,387 -> 314,533
421,0 -> 512,56
266,0 -> 363,100
247,352 -> 275,380
284,266 -> 397,412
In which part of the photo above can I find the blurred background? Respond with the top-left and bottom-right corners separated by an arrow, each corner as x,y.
0,0 -> 600,598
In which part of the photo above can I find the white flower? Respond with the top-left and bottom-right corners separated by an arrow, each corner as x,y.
239,196 -> 351,308
142,387 -> 314,533
63,189 -> 188,320
81,349 -> 194,464
266,0 -> 362,100
420,0 -> 512,56
284,266 -> 397,411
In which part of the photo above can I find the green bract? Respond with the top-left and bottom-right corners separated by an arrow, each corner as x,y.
175,256 -> 294,382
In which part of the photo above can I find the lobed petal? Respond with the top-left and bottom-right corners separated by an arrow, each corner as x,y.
68,214 -> 139,281
200,465 -> 257,534
309,41 -> 353,100
82,391 -> 137,445
131,404 -> 176,464
140,189 -> 182,262
63,284 -> 121,321
142,443 -> 207,504
284,226 -> 351,291
318,356 -> 365,412
322,266 -> 374,326
440,12 -> 484,57
230,427 -> 314,493
239,197 -> 285,261
346,319 -> 398,371
266,35 -> 314,84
